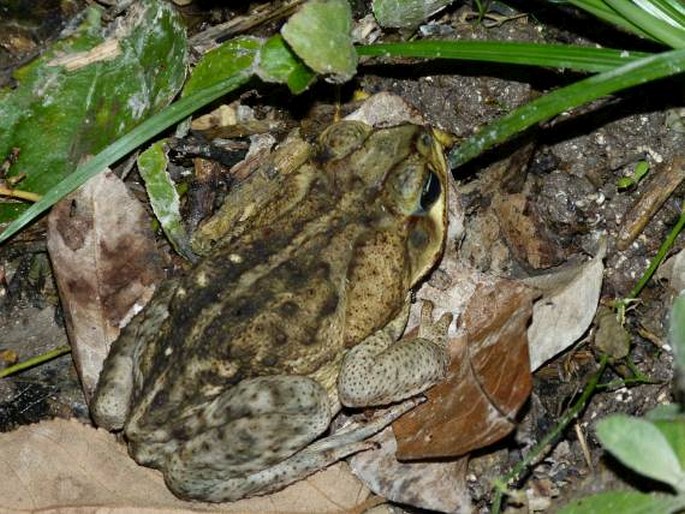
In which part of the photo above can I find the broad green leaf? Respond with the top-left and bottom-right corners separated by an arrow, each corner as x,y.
0,0 -> 187,220
653,418 -> 685,470
558,490 -> 685,514
137,141 -> 193,261
372,0 -> 454,28
258,34 -> 316,94
597,415 -> 685,492
0,41 -> 254,244
182,36 -> 261,96
281,0 -> 357,83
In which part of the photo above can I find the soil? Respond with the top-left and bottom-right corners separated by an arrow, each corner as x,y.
1,1 -> 683,512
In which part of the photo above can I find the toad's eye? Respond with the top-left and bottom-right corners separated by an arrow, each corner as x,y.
420,170 -> 441,212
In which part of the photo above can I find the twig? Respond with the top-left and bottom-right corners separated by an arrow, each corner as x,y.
490,354 -> 609,513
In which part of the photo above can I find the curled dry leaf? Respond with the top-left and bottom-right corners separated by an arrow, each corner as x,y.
394,265 -> 535,459
47,171 -> 163,398
0,418 -> 372,512
594,305 -> 630,359
526,243 -> 606,370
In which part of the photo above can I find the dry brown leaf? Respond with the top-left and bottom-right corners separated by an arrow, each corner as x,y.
492,191 -> 565,270
47,171 -> 164,399
0,418 -> 373,512
394,276 -> 534,459
526,243 -> 606,370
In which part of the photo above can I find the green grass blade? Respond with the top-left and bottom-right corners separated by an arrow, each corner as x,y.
632,0 -> 685,30
449,47 -> 685,168
563,0 -> 658,41
0,73 -> 251,244
605,0 -> 685,47
357,40 -> 650,72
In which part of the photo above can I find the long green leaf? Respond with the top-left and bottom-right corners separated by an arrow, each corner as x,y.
357,40 -> 650,72
632,0 -> 685,30
449,47 -> 685,168
605,0 -> 685,47
563,0 -> 658,40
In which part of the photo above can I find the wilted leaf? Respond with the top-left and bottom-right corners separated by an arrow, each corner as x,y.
526,243 -> 606,370
47,171 -> 163,398
0,0 -> 187,221
137,140 -> 194,260
596,415 -> 685,492
394,265 -> 534,459
190,103 -> 284,139
281,0 -> 357,83
0,418 -> 373,512
372,0 -> 454,28
492,191 -> 566,269
658,248 -> 685,295
344,91 -> 426,127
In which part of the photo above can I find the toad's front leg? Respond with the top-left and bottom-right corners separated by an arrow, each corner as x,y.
337,300 -> 452,408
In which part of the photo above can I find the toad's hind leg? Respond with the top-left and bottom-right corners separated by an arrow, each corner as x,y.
165,375 -> 419,502
164,375 -> 333,501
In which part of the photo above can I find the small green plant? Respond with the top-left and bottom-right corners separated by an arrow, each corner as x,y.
558,293 -> 685,513
617,160 -> 651,190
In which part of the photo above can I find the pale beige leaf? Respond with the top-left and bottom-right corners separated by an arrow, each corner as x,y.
658,248 -> 685,295
526,243 -> 606,370
47,170 -> 164,399
0,418 -> 373,512
349,427 -> 472,513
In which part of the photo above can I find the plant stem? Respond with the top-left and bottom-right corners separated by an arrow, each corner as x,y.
0,345 -> 71,378
628,203 -> 685,300
490,355 -> 609,513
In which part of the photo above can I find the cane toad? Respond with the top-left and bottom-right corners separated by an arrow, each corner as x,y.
91,120 -> 452,502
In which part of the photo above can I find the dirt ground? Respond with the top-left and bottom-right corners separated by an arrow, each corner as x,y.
1,1 -> 684,512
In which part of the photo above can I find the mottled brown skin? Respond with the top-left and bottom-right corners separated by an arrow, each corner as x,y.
91,121 -> 452,502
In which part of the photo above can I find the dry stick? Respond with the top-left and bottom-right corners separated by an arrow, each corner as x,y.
0,187 -> 40,202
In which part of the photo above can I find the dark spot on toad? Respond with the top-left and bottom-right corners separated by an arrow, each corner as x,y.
279,301 -> 299,317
